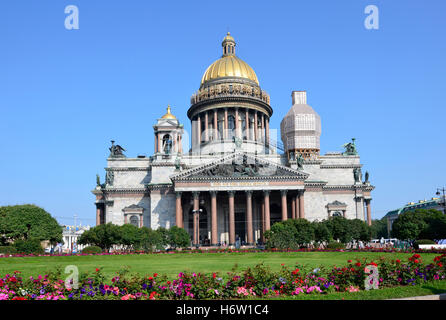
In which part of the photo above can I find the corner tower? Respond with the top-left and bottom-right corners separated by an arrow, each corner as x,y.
280,91 -> 321,160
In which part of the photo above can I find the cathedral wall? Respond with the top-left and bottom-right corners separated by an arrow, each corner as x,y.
107,158 -> 151,168
151,166 -> 176,184
318,168 -> 356,185
150,190 -> 176,229
303,191 -> 327,221
105,195 -> 151,226
112,170 -> 151,188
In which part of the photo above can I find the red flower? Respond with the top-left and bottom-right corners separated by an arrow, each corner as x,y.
212,273 -> 216,279
414,259 -> 419,264
438,263 -> 443,267
167,281 -> 171,285
348,260 -> 352,263
396,259 -> 401,264
95,268 -> 100,272
355,262 -> 361,267
12,296 -> 27,300
148,277 -> 153,281
153,273 -> 158,277
413,254 -> 421,259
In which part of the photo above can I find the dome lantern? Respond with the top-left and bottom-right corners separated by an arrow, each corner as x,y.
222,32 -> 236,57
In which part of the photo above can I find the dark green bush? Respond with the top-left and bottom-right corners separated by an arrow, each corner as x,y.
326,241 -> 345,250
0,246 -> 17,254
13,239 -> 44,254
81,245 -> 102,254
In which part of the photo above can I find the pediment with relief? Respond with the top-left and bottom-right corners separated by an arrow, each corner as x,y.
171,152 -> 309,181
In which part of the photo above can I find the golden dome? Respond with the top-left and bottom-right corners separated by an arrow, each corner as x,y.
161,105 -> 177,119
200,33 -> 259,86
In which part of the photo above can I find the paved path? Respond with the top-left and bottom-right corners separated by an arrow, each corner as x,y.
390,293 -> 446,300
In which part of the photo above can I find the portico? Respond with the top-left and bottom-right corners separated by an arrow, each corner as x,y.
171,152 -> 308,246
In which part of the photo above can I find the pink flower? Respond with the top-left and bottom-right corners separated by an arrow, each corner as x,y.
0,293 -> 9,300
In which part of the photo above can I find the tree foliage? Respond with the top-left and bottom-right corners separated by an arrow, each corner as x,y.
391,209 -> 446,241
0,205 -> 62,245
79,224 -> 192,252
265,216 -> 372,249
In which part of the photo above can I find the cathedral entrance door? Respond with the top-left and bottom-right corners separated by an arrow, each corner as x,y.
235,211 -> 246,246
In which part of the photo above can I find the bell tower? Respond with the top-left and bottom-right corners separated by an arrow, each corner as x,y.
153,105 -> 184,158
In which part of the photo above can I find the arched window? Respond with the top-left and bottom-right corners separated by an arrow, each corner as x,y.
129,215 -> 139,227
332,211 -> 343,217
162,134 -> 172,154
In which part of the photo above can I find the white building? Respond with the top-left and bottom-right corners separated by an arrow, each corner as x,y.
92,33 -> 374,247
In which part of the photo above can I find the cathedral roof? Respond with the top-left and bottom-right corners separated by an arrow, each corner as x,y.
200,33 -> 259,87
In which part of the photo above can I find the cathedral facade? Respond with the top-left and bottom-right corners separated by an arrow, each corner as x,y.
92,33 -> 374,246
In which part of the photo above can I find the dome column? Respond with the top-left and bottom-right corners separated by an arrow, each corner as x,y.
261,114 -> 265,143
224,108 -> 228,140
265,117 -> 270,148
254,112 -> 258,142
214,109 -> 218,141
197,114 -> 202,145
235,108 -> 240,139
205,111 -> 209,142
245,109 -> 250,140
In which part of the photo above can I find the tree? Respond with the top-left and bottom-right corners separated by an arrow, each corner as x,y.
139,227 -> 164,252
0,205 -> 62,245
391,210 -> 427,240
348,219 -> 372,242
370,218 -> 388,239
265,219 -> 314,249
168,226 -> 190,249
312,221 -> 331,244
119,224 -> 142,250
325,216 -> 353,243
78,223 -> 122,251
418,209 -> 446,240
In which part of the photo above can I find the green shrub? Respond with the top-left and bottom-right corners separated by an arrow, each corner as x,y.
13,239 -> 44,254
0,246 -> 17,254
326,241 -> 345,250
81,245 -> 102,254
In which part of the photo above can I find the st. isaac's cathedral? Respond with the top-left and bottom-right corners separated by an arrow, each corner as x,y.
92,33 -> 374,246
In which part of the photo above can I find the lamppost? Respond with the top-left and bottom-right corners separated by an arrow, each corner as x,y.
436,187 -> 446,215
192,208 -> 203,249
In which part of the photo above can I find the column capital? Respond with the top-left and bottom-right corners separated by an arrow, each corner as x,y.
263,190 -> 271,196
175,191 -> 182,198
210,190 -> 218,197
227,190 -> 236,197
192,191 -> 200,199
281,190 -> 288,196
245,190 -> 253,196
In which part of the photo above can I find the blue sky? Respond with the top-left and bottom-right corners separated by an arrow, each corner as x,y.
1,0 -> 445,226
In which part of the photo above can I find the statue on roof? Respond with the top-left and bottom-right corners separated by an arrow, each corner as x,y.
109,140 -> 126,158
353,167 -> 362,183
364,171 -> 369,184
342,138 -> 358,156
296,152 -> 304,170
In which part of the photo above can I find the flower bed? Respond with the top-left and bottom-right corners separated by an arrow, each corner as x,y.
0,253 -> 445,300
1,247 -> 446,259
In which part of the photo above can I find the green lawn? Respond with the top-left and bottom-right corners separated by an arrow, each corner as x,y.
0,251 -> 440,280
